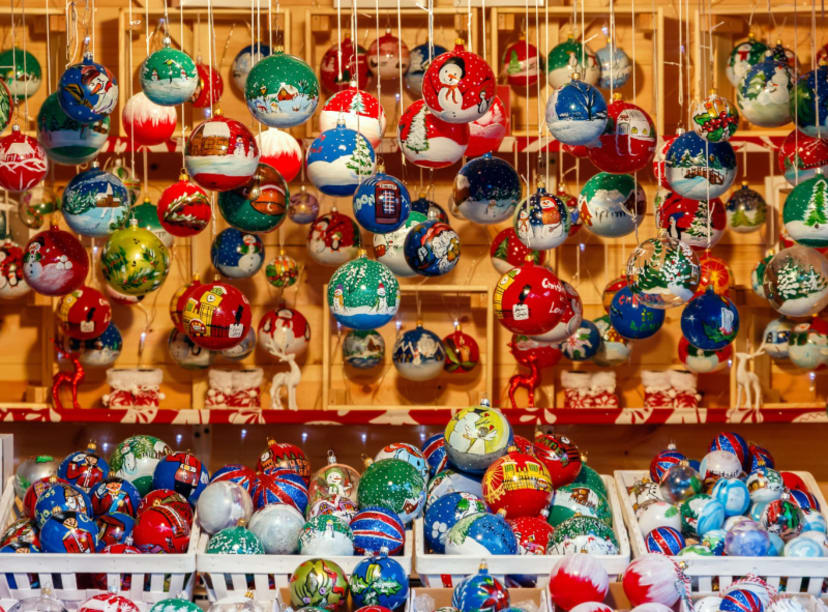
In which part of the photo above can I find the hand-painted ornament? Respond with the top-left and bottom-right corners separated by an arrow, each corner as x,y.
392,323 -> 446,381
398,99 -> 469,169
245,50 -> 319,128
289,187 -> 320,224
190,62 -> 223,108
547,515 -> 619,555
231,42 -> 271,91
102,222 -> 170,296
157,175 -> 211,236
444,403 -> 511,473
548,553 -> 610,611
353,171 -> 410,233
760,498 -> 803,540
351,506 -> 405,555
148,599 -> 201,612
255,127 -> 302,183
601,275 -> 629,312
217,163 -> 287,233
0,239 -> 30,300
547,37 -> 600,88
78,593 -> 139,612
328,253 -> 399,330
0,125 -> 47,192
181,281 -> 252,350
494,259 -> 566,334
513,184 -> 570,249
649,447 -> 686,483
751,253 -> 773,299
660,462 -> 702,504
129,198 -> 173,248
443,326 -> 479,374
678,336 -> 731,373
726,182 -> 767,233
645,526 -> 686,554
185,114 -> 259,191
121,91 -> 177,147
349,553 -> 408,610
530,279 -> 583,343
406,42 -> 448,97
665,131 -> 737,199
546,78 -> 608,146
508,515 -> 554,555
258,307 -> 310,357
367,30 -> 410,80
680,493 -> 725,537
699,450 -> 742,484
205,524 -> 264,555
778,130 -> 828,186
502,38 -> 542,88
579,172 -> 646,237
57,285 -> 112,340
320,37 -> 368,94
560,320 -> 601,361
533,432 -> 581,487
428,469 -> 483,508
96,511 -> 135,547
108,435 -> 171,496
746,468 -> 784,504
211,228 -> 265,278
307,210 -> 362,266
445,512 -> 518,555
58,443 -> 109,493
737,58 -> 794,127
592,314 -> 632,366
792,64 -> 828,138
246,502 -> 303,554
373,210 -> 426,277
727,34 -> 768,87
482,449 -> 553,518
588,98 -> 656,173
255,468 -> 309,512
627,236 -> 700,308
64,322 -> 122,368
452,154 -> 521,224
211,464 -> 261,497
609,286 -> 665,339
23,226 -> 88,296
61,164 -> 129,237
36,91 -> 108,164
219,326 -> 256,360
424,491 -> 486,553
692,91 -> 739,143
289,559 -> 348,610
58,53 -> 118,122
421,433 -> 448,477
711,477 -> 751,517
466,95 -> 508,157
489,227 -> 545,274
681,287 -> 739,350
152,451 -> 209,504
306,125 -> 376,196
40,509 -> 98,553
762,317 -> 794,359
403,219 -> 461,276
452,565 -> 509,612
140,43 -> 198,106
597,42 -> 632,89
265,251 -> 299,289
788,317 -> 828,370
422,41 -> 495,123
343,329 -> 385,371
622,554 -> 683,607
357,457 -> 425,524
319,89 -> 385,151
763,245 -> 828,316
783,173 -> 828,247
0,47 -> 41,102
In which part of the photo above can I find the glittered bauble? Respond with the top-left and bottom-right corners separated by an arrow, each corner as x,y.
609,286 -> 665,339
763,246 -> 828,317
231,42 -> 271,91
588,99 -> 656,173
548,553 -> 610,611
328,254 -> 401,330
196,481 -> 253,535
57,53 -> 118,122
530,279 -> 583,343
217,163 -> 288,233
727,35 -> 769,87
778,130 -> 828,186
788,318 -> 828,370
351,506 -> 405,555
627,236 -> 700,309
349,553 -> 408,610
266,252 -> 299,288
40,509 -> 98,553
23,226 -> 88,296
493,260 -> 566,334
210,228 -> 265,278
665,131 -> 737,199
489,227 -> 545,274
307,126 -> 376,196
547,515 -> 619,555
258,440 -> 310,482
373,210 -> 426,277
61,164 -> 129,237
157,176 -> 211,237
737,58 -> 794,127
37,91 -> 108,164
547,38 -> 600,88
424,492 -> 486,553
482,450 -> 553,518
140,45 -> 198,106
258,307 -> 310,357
422,42 -> 496,123
152,451 -> 209,504
245,51 -> 319,128
129,199 -> 173,247
398,99 -> 469,169
190,62 -> 223,108
169,327 -> 212,369
406,42 -> 448,97
681,287 -> 739,350
645,526 -> 685,554
255,469 -> 309,512
403,219 -> 461,276
206,525 -> 264,555
148,599 -> 201,612
692,91 -> 739,143
0,125 -> 47,192
597,42 -> 632,89
181,281 -> 252,350
0,239 -> 30,299
56,285 -> 112,340
290,559 -> 348,611
320,37 -> 369,94
622,554 -> 683,607
392,323 -> 446,381
255,128 -> 302,183
101,223 -> 170,296
466,95 -> 508,157
560,320 -> 602,361
353,172 -> 410,233
649,447 -> 686,483
502,38 -> 542,88
452,566 -> 509,612
783,174 -> 828,247
357,458 -> 425,524
592,314 -> 632,366
533,433 -> 581,488
513,186 -> 571,250
185,114 -> 259,192
792,65 -> 828,138
727,182 -> 767,233
445,512 -> 518,555
0,47 -> 41,102
680,493 -> 725,537
578,172 -> 646,237
545,78 -> 608,146
452,154 -> 521,224
443,327 -> 480,374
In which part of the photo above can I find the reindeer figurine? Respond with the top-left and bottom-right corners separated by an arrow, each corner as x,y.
269,349 -> 301,411
507,342 -> 543,409
734,349 -> 764,411
52,339 -> 85,411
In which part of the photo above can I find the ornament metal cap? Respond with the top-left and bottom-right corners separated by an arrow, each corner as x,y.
361,453 -> 373,468
741,180 -> 750,187
612,92 -> 623,101
236,518 -> 248,527
326,449 -> 338,464
571,72 -> 581,81
454,38 -> 465,47
523,253 -> 535,262
416,319 -> 424,327
357,248 -> 368,257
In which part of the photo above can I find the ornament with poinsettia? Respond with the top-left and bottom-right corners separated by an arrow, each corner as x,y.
547,37 -> 599,88
626,235 -> 700,309
788,318 -> 828,370
0,239 -> 29,299
122,92 -> 176,147
327,251 -> 400,330
22,226 -> 89,295
191,63 -> 223,108
0,125 -> 47,192
245,50 -> 319,128
560,320 -> 601,361
319,37 -> 369,94
697,253 -> 734,296
367,30 -> 410,79
678,336 -> 731,373
56,285 -> 112,340
255,128 -> 302,183
306,124 -> 376,197
493,258 -> 566,335
546,77 -> 608,146
783,173 -> 828,247
691,91 -> 739,143
422,40 -> 496,124
490,227 -> 545,274
664,131 -> 737,200
579,172 -> 645,237
513,183 -> 570,250
258,307 -> 310,357
778,130 -> 828,186
398,99 -> 468,169
466,95 -> 508,157
502,37 -> 542,88
587,96 -> 656,173
680,287 -> 739,350
530,279 -> 582,343
37,92 -> 108,165
727,182 -> 767,233
185,114 -> 259,191
592,314 -> 631,367
655,189 -> 726,249
443,325 -> 479,374
307,209 -> 361,267
157,173 -> 211,237
763,245 -> 828,317
319,88 -> 386,149
181,282 -> 252,350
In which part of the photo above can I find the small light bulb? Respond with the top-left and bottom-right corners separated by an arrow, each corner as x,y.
361,432 -> 367,443
301,432 -> 308,443
175,433 -> 182,445
809,372 -> 816,381
395,320 -> 402,331
241,428 -> 247,439
579,243 -> 585,252
727,359 -> 733,367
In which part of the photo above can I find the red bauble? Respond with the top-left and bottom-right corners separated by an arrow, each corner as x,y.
443,327 -> 480,374
563,143 -> 590,158
56,285 -> 112,340
132,504 -> 191,553
157,176 -> 211,237
169,277 -> 201,332
136,489 -> 193,523
533,432 -> 581,487
507,516 -> 554,554
23,226 -> 89,296
367,31 -> 410,79
655,191 -> 726,249
490,228 -> 546,274
530,279 -> 583,343
79,593 -> 140,612
185,114 -> 259,192
180,281 -> 253,350
465,95 -> 508,157
777,129 -> 828,185
422,42 -> 497,124
0,125 -> 47,192
319,88 -> 386,149
482,450 -> 554,518
122,92 -> 177,147
319,36 -> 369,94
398,99 -> 469,169
781,471 -> 808,492
501,39 -> 541,88
24,476 -> 70,518
510,333 -> 562,369
696,253 -> 733,296
621,554 -> 683,607
512,435 -> 536,456
493,259 -> 566,335
257,440 -> 311,483
191,63 -> 224,108
652,133 -> 680,188
549,554 -> 610,611
588,99 -> 657,173
256,128 -> 303,183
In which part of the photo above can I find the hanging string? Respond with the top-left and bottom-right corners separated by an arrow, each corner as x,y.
684,0 -> 691,127
677,0 -> 684,124
128,0 -> 136,184
144,0 -> 150,55
812,0 -> 821,140
208,0 -> 217,117
466,0 -> 472,51
45,0 -> 52,93
374,0 -> 381,125
481,0 -> 486,62
179,0 -> 186,171
545,0 -> 550,188
336,0 -> 342,81
20,0 -> 30,122
396,0 -> 405,169
524,3 -> 529,185
268,0 -> 273,52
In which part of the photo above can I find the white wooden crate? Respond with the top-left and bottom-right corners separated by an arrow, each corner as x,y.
406,587 -> 550,612
0,476 -> 199,609
614,470 -> 828,594
0,435 -> 12,495
196,528 -> 414,602
414,475 -> 631,587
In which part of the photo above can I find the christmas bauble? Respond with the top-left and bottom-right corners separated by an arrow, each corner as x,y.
422,42 -> 495,123
290,559 -> 348,610
34,480 -> 93,523
78,593 -> 139,612
763,246 -> 828,316
788,318 -> 828,370
510,334 -> 563,369
307,494 -> 357,523
0,239 -> 30,299
353,172 -> 410,233
649,447 -> 686,483
709,431 -> 749,469
367,30 -> 410,79
783,173 -> 828,247
266,251 -> 299,288
349,553 -> 408,610
219,327 -> 256,361
109,435 -> 171,496
592,314 -> 631,366
289,188 -> 320,224
148,599 -> 201,612
206,524 -> 264,554
57,53 -> 118,122
102,223 -> 170,296
445,512 -> 517,555
681,287 -> 739,350
392,323 -> 446,381
343,329 -> 385,370
170,278 -> 201,332
792,64 -> 828,138
157,175 -> 211,237
530,279 -> 583,343
489,227 -> 545,274
40,509 -> 97,553
692,91 -> 739,143
258,307 -> 310,357
502,37 -> 542,88
398,99 -> 469,168
746,467 -> 784,503
444,404 -> 511,473
307,125 -> 376,196
245,51 -> 319,128
678,336 -> 731,373
255,468 -> 308,512
185,114 -> 259,191
403,219 -> 461,276
373,210 -> 426,277
727,182 -> 767,233
699,449 -> 742,483
762,317 -> 793,359
665,131 -> 737,199
513,186 -> 571,249
63,321 -> 122,367
751,253 -> 773,298
760,498 -> 803,540
0,78 -> 12,133
181,281 -> 252,350
547,37 -> 600,88
534,432 -> 581,488
96,510 -> 135,547
351,505 -> 405,555
622,554 -> 683,607
0,47 -> 41,101
627,236 -> 700,308
23,226 -> 88,296
727,35 -> 768,87
509,515 -> 554,555
737,58 -> 794,127
466,95 -> 508,157
452,566 -> 509,612
609,286 -> 665,339
426,469 -> 484,506
328,252 -> 400,330
578,172 -> 646,237
56,285 -> 111,340
37,91 -> 108,164
129,198 -> 173,247
597,42 -> 632,89
424,492 -> 486,553
546,78 -> 608,146
493,259 -> 566,334
558,319 -> 600,361
482,449 -> 553,518
548,553 -> 609,611
152,451 -> 209,504
680,493 -> 725,537
778,130 -> 828,186
320,89 -> 386,151
61,164 -> 129,237
601,275 -> 628,311
452,154 -> 521,224
443,327 -> 479,374
0,125 -> 47,192
307,210 -> 361,266
645,526 -> 685,554
357,457 -> 425,524
421,433 -> 448,477
724,519 -> 769,556
320,37 -> 368,93
588,98 -> 657,173
196,481 -> 253,535
255,127 -> 302,182
140,44 -> 198,106
655,190 -> 727,250
211,465 -> 261,501
210,228 -> 265,278
231,42 -> 271,91
710,477 -> 751,516
247,502 -> 303,554
90,475 -> 141,517
217,163 -> 288,233
547,515 -> 618,555
57,443 -> 108,493
191,62 -> 223,108
406,42 -> 448,97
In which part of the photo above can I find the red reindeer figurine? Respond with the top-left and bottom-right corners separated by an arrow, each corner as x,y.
52,339 -> 85,410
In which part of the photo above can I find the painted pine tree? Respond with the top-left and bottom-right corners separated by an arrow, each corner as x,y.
687,201 -> 712,240
729,206 -> 752,228
804,264 -> 828,293
507,50 -> 521,75
774,258 -> 809,300
741,69 -> 767,101
662,243 -> 695,291
345,134 -> 373,177
632,239 -> 667,292
349,91 -> 365,114
404,106 -> 429,153
804,178 -> 828,227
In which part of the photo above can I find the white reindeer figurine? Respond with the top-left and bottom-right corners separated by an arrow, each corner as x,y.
734,350 -> 764,411
269,349 -> 301,411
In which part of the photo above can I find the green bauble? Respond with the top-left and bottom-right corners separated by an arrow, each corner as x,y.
245,51 -> 320,128
102,223 -> 170,296
140,46 -> 198,106
0,48 -> 41,101
37,92 -> 109,165
546,37 -> 599,88
327,253 -> 400,331
357,458 -> 426,524
547,483 -> 612,527
547,515 -> 619,555
149,599 -> 202,612
129,199 -> 174,248
206,525 -> 265,554
290,559 -> 348,611
217,163 -> 288,233
572,464 -> 608,497
109,435 -> 172,496
783,174 -> 828,248
626,236 -> 700,309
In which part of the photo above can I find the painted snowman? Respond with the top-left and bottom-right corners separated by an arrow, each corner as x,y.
437,59 -> 466,117
237,234 -> 261,275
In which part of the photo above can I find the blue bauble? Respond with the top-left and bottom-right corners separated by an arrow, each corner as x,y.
57,53 -> 118,122
793,65 -> 828,138
709,431 -> 749,468
392,324 -> 446,381
720,588 -> 765,612
681,287 -> 739,350
39,510 -> 98,553
403,220 -> 460,277
545,79 -> 608,146
644,526 -> 685,554
57,444 -> 109,492
426,470 -> 484,507
421,433 -> 448,477
711,478 -> 751,516
152,451 -> 210,505
424,492 -> 487,553
89,476 -> 142,516
784,534 -> 823,557
350,506 -> 406,556
665,131 -> 737,199
452,154 -> 521,224
34,482 -> 93,527
766,532 -> 785,556
596,43 -> 632,89
444,512 -> 517,555
95,511 -> 135,549
801,509 -> 827,533
452,565 -> 510,612
210,227 -> 265,279
609,286 -> 665,339
353,172 -> 411,233
65,322 -> 123,368
406,42 -> 448,98
306,126 -> 376,196
349,552 -> 409,609
61,165 -> 130,237
560,320 -> 601,361
410,196 -> 449,223
725,520 -> 769,556
257,469 -> 308,513
789,489 -> 821,512
701,528 -> 727,555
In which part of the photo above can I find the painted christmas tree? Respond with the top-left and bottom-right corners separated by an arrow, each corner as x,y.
507,50 -> 521,75
804,178 -> 828,227
349,92 -> 366,114
404,107 -> 429,153
687,202 -> 713,239
346,134 -> 373,177
730,206 -> 751,228
632,239 -> 667,292
662,244 -> 695,289
772,258 -> 827,301
741,69 -> 767,101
